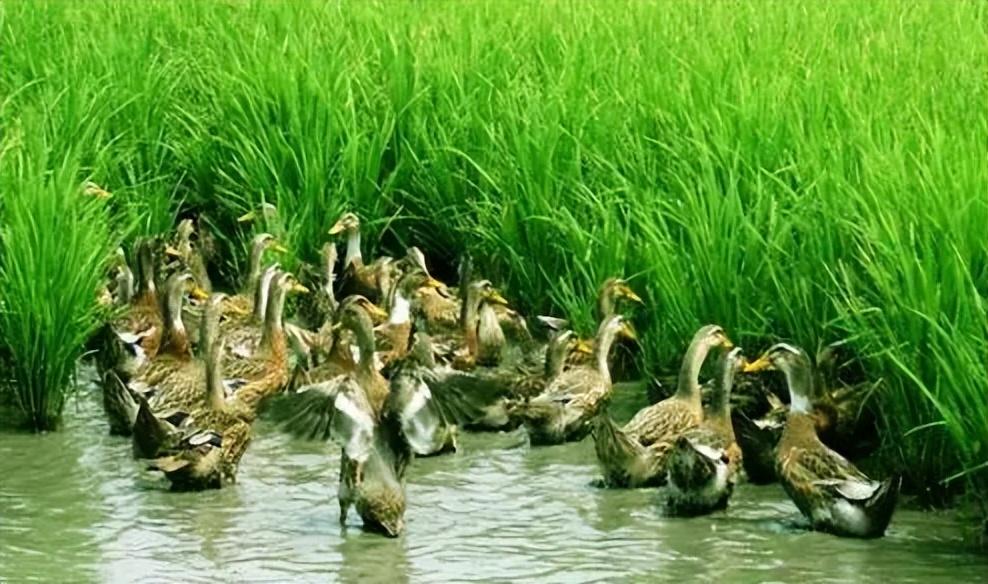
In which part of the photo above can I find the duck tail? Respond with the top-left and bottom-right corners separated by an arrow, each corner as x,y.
131,393 -> 178,459
101,369 -> 138,436
866,475 -> 902,537
731,410 -> 779,485
592,410 -> 655,487
668,435 -> 717,491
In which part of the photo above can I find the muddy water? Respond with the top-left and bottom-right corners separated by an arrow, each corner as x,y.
1,369 -> 984,583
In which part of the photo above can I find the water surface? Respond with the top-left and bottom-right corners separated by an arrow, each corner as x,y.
1,369 -> 984,582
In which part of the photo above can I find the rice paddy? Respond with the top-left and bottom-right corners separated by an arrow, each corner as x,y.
0,0 -> 985,514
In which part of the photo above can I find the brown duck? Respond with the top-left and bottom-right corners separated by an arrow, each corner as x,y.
744,343 -> 900,538
593,325 -> 732,487
510,315 -> 636,445
666,347 -> 745,515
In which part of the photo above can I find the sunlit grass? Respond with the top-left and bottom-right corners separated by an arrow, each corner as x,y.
0,0 -> 984,504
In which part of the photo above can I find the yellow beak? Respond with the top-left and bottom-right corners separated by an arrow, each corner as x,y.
328,221 -> 347,235
742,354 -> 773,373
164,245 -> 182,258
271,242 -> 289,254
488,291 -> 509,306
366,302 -> 389,321
237,210 -> 256,223
573,339 -> 594,355
620,321 -> 638,341
190,286 -> 209,301
290,282 -> 310,294
424,277 -> 445,289
722,338 -> 735,350
620,285 -> 644,304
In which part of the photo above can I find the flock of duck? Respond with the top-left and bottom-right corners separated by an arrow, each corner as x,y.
93,210 -> 900,540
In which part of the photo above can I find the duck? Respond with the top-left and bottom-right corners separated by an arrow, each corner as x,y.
296,241 -> 339,330
386,333 -> 459,456
96,240 -> 163,384
131,291 -> 249,458
288,295 -> 388,394
166,218 -> 213,293
424,327 -> 591,432
144,306 -> 256,490
732,342 -> 869,485
743,343 -> 900,538
567,277 -> 643,367
375,269 -> 445,368
412,253 -> 472,334
273,296 -> 418,537
221,262 -> 281,361
509,314 -> 636,445
329,212 -> 396,304
593,325 -> 732,487
224,271 -> 308,401
101,271 -> 205,436
431,280 -> 509,369
666,346 -> 746,515
222,233 -> 286,316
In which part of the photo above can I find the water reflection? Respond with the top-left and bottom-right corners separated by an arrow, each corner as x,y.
1,381 -> 986,583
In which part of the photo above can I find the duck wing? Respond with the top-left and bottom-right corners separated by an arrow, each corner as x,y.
782,445 -> 877,500
271,376 -> 376,463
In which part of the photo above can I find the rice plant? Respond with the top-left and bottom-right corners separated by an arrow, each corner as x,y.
0,111 -> 116,431
0,0 -> 984,505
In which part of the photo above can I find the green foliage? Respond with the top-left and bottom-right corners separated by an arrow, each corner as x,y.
0,0 -> 984,502
0,112 -> 115,430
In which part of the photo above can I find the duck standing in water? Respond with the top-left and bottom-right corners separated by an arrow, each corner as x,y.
593,325 -> 732,487
666,347 -> 745,515
744,343 -> 900,538
274,296 -> 415,537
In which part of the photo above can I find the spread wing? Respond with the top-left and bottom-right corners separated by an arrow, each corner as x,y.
418,365 -> 516,425
388,366 -> 451,455
269,377 -> 376,462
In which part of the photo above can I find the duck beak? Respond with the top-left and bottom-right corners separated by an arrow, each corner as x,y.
742,354 -> 773,373
366,302 -> 389,321
85,184 -> 112,199
722,337 -> 735,350
573,339 -> 594,355
164,245 -> 182,258
328,220 -> 347,235
488,291 -> 509,306
237,210 -> 256,223
271,242 -> 289,254
620,322 -> 638,341
190,285 -> 209,301
424,277 -> 445,289
290,282 -> 310,294
620,285 -> 644,304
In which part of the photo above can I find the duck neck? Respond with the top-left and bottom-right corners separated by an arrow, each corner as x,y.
251,272 -> 273,323
352,313 -> 377,377
206,339 -> 226,412
116,267 -> 134,305
344,227 -> 362,268
597,288 -> 616,321
783,360 -> 815,415
135,244 -> 156,305
478,302 -> 504,357
710,359 -> 736,423
159,284 -> 189,358
245,241 -> 266,296
675,339 -> 711,404
260,281 -> 286,354
322,247 -> 337,300
593,325 -> 619,383
544,335 -> 569,378
462,290 -> 483,356
388,286 -> 411,326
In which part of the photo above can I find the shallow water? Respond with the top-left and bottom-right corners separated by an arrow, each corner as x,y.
1,368 -> 984,583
